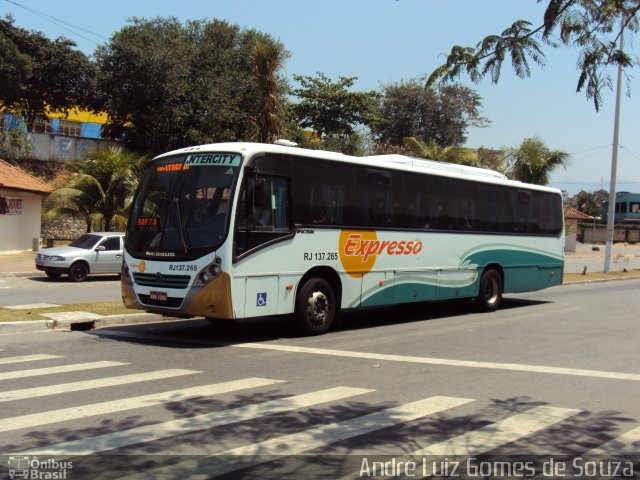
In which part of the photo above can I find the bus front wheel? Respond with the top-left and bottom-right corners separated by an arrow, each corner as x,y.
477,269 -> 503,312
294,277 -> 336,335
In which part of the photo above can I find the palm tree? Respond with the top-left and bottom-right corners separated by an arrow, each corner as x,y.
572,189 -> 602,218
44,147 -> 146,232
403,137 -> 479,166
506,137 -> 569,185
251,39 -> 286,143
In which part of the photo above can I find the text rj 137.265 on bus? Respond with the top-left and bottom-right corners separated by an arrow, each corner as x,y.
122,141 -> 564,335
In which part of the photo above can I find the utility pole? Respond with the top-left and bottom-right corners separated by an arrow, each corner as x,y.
604,20 -> 624,273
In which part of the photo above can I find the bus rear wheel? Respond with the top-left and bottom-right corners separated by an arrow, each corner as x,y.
476,269 -> 503,312
294,277 -> 336,335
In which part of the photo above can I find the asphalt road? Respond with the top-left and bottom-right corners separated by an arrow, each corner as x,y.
0,275 -> 121,306
1,279 -> 638,479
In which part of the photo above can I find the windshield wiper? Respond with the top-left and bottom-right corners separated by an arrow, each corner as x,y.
173,197 -> 189,254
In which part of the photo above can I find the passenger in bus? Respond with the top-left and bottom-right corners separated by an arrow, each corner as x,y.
459,199 -> 473,230
312,189 -> 337,224
253,180 -> 272,227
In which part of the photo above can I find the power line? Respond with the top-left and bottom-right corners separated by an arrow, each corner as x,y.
4,0 -> 108,46
620,145 -> 640,162
568,144 -> 612,155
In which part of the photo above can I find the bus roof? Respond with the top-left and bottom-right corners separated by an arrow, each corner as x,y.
155,142 -> 561,194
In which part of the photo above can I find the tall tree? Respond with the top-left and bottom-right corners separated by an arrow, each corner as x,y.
250,38 -> 288,143
428,0 -> 639,111
403,137 -> 480,166
374,79 -> 489,147
572,189 -> 603,217
45,147 -> 146,232
95,17 -> 288,155
0,17 -> 96,131
505,136 -> 569,185
292,72 -> 380,138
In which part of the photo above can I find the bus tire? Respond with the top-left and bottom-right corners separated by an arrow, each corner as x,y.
294,277 -> 336,335
476,269 -> 503,312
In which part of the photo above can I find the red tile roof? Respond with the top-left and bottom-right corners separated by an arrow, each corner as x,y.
0,159 -> 53,194
564,205 -> 592,220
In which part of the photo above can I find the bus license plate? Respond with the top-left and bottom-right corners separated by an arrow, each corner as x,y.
150,291 -> 167,302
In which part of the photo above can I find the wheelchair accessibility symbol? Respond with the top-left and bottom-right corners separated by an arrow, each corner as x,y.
256,292 -> 267,307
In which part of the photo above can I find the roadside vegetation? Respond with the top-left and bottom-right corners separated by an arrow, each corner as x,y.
2,2 -> 638,233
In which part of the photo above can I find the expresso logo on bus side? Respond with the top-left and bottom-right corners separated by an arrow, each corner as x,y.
338,230 -> 423,278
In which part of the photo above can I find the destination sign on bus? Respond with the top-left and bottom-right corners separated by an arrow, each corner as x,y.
184,153 -> 241,167
156,163 -> 189,173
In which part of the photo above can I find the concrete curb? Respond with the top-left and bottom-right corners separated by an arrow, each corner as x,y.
562,275 -> 640,286
0,313 -> 173,334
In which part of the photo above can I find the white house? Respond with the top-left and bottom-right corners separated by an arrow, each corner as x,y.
0,159 -> 53,251
564,205 -> 592,253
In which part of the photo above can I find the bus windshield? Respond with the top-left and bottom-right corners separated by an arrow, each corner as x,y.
126,153 -> 241,259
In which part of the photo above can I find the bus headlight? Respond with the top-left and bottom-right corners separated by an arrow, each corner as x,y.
193,257 -> 222,287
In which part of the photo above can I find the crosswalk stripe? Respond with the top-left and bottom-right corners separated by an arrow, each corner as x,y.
0,361 -> 129,381
121,395 -> 475,480
0,369 -> 199,402
587,425 -> 640,454
0,354 -> 63,365
409,405 -> 580,456
21,386 -> 374,456
0,378 -> 283,433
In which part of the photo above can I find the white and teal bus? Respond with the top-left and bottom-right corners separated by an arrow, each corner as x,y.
122,142 -> 564,334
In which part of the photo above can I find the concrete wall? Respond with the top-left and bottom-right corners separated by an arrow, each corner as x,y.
580,225 -> 640,244
28,133 -> 117,162
0,190 -> 44,251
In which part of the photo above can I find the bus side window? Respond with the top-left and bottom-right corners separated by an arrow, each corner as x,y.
292,158 -> 354,227
357,168 -> 401,228
234,174 -> 291,256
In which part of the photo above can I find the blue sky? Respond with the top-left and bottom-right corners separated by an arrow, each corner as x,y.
3,0 -> 639,196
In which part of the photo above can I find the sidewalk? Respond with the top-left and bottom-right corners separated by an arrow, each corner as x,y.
0,250 -> 42,277
564,242 -> 640,274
